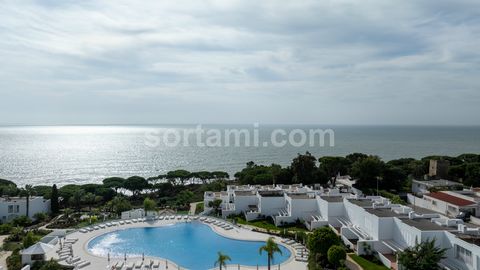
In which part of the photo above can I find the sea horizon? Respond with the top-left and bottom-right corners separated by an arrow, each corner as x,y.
1,124 -> 480,187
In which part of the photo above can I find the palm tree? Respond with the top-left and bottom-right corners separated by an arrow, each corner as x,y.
214,252 -> 231,270
259,237 -> 282,270
20,185 -> 34,218
398,239 -> 446,270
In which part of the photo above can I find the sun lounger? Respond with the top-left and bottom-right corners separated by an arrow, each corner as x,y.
58,255 -> 69,261
93,226 -> 100,230
119,220 -> 125,225
126,220 -> 132,224
132,219 -> 138,223
126,262 -> 135,270
135,261 -> 143,268
152,261 -> 160,269
68,256 -> 81,264
99,224 -> 106,229
115,262 -> 124,270
77,261 -> 91,268
106,222 -> 112,227
79,228 -> 88,233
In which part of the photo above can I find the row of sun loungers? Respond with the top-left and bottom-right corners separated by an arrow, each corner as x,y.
79,215 -> 199,233
111,260 -> 163,270
199,217 -> 234,230
281,238 -> 310,262
56,238 -> 91,268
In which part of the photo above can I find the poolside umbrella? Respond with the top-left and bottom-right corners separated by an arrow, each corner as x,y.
142,252 -> 144,262
108,252 -> 110,263
124,253 -> 127,262
166,260 -> 168,269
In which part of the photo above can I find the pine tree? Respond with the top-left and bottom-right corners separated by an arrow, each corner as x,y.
51,184 -> 59,215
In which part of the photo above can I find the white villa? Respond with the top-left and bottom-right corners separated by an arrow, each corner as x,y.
205,184 -> 480,270
0,196 -> 51,223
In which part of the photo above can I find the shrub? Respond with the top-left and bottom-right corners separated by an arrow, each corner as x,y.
327,245 -> 346,267
33,212 -> 48,222
23,231 -> 40,248
0,223 -> 13,235
6,249 -> 22,270
307,227 -> 341,256
12,216 -> 32,227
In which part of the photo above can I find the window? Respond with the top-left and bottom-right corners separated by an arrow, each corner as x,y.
8,205 -> 13,213
31,254 -> 44,261
15,205 -> 19,213
432,201 -> 437,206
455,244 -> 473,266
448,205 -> 457,213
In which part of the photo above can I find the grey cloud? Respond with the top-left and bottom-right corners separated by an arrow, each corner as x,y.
0,0 -> 479,125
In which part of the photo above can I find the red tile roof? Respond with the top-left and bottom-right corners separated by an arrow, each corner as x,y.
426,192 -> 475,207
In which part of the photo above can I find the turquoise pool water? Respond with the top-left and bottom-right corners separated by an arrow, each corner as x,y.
87,222 -> 291,270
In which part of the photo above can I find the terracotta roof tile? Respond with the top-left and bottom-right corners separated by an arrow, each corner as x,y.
426,192 -> 475,207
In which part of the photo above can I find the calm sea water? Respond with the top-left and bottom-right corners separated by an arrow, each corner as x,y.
0,125 -> 479,187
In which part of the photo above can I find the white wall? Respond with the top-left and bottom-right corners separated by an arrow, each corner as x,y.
233,195 -> 258,214
0,197 -> 50,222
259,196 -> 286,217
288,198 -> 318,220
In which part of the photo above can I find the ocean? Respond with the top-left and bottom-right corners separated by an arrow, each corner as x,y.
0,125 -> 479,187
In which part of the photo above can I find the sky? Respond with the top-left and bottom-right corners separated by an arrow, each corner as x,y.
0,0 -> 479,126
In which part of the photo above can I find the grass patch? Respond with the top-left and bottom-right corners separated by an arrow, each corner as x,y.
350,254 -> 390,270
233,216 -> 307,233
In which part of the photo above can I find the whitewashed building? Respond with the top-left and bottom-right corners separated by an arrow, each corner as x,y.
121,209 -> 145,219
0,196 -> 51,223
205,184 -> 480,270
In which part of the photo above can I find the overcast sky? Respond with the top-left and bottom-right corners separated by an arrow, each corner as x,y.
0,0 -> 479,125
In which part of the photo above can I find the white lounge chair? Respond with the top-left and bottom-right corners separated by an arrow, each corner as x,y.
115,262 -> 124,270
126,262 -> 134,270
77,261 -> 91,268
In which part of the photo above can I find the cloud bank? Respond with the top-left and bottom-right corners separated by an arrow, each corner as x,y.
1,0 -> 479,125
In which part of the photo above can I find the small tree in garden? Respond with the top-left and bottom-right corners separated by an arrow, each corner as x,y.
143,197 -> 157,211
327,245 -> 346,267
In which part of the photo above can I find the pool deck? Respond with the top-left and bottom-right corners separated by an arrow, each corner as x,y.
47,217 -> 307,270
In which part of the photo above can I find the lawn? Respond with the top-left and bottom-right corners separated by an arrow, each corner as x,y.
233,217 -> 308,233
349,254 -> 390,270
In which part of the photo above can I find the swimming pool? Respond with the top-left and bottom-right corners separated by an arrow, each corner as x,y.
87,222 -> 291,270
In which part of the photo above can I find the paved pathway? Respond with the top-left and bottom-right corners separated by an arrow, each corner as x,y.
189,202 -> 201,215
0,235 -> 11,269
